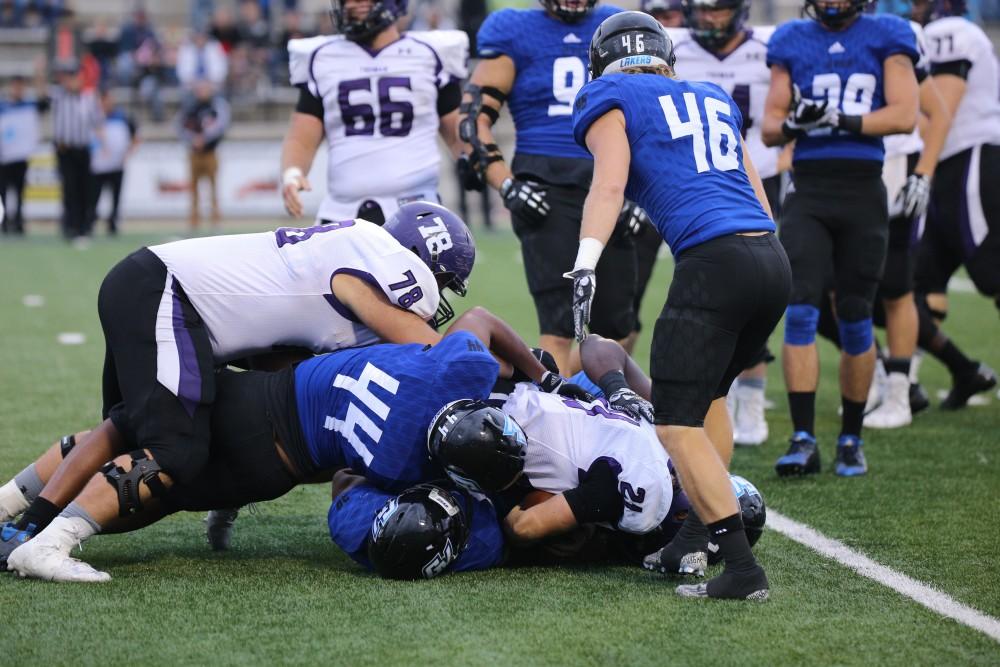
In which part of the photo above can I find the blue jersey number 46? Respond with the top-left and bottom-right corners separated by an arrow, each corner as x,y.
659,92 -> 741,174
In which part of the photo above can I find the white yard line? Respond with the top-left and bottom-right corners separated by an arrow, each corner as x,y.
769,510 -> 1000,644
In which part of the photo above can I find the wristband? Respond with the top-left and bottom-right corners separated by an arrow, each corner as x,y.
780,120 -> 805,139
597,370 -> 629,397
837,114 -> 863,134
282,166 -> 304,187
572,237 -> 605,272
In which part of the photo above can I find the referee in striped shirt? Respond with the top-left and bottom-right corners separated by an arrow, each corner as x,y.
51,62 -> 103,239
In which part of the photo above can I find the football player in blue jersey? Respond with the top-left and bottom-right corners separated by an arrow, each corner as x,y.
457,0 -> 644,373
2,307 -> 592,581
566,12 -> 790,600
760,0 -> 920,477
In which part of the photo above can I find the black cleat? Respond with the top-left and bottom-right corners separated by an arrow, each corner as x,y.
909,383 -> 930,414
676,565 -> 770,601
205,508 -> 240,551
941,363 -> 997,411
775,432 -> 820,477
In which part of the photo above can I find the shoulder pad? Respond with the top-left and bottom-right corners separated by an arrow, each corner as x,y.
288,35 -> 339,86
407,29 -> 470,81
749,25 -> 777,44
664,26 -> 692,48
923,17 -> 981,63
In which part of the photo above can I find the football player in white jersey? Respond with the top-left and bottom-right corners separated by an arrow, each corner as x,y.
652,0 -> 784,447
0,202 -> 477,563
280,0 -> 469,224
909,0 -> 1000,409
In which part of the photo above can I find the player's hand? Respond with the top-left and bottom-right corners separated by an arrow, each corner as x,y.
282,167 -> 311,218
607,388 -> 654,423
538,371 -> 596,402
896,173 -> 931,219
615,199 -> 649,238
783,84 -> 833,135
500,177 -> 550,226
563,268 -> 596,343
457,154 -> 486,192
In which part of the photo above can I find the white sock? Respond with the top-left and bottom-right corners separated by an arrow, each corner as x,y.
37,516 -> 97,553
0,479 -> 30,520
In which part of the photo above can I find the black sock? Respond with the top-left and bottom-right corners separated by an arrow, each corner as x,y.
670,510 -> 708,551
840,397 -> 865,438
14,497 -> 61,533
788,392 -> 816,435
885,357 -> 911,376
707,513 -> 757,573
935,340 -> 977,378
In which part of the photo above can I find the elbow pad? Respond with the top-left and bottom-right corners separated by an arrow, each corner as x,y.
563,457 -> 624,525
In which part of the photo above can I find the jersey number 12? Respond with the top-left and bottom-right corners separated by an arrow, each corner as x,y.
659,92 -> 739,174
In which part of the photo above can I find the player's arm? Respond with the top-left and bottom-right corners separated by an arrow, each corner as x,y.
761,64 -> 795,147
459,56 -> 515,191
280,89 -> 325,218
912,76 -> 952,178
742,136 -> 774,220
446,306 -> 560,385
331,273 -> 441,345
579,334 -> 651,400
437,76 -> 465,159
854,54 -> 919,137
504,458 -> 624,544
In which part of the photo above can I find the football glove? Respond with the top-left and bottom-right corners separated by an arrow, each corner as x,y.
500,177 -> 550,226
783,84 -> 837,136
615,199 -> 650,238
563,267 -> 596,343
896,173 -> 931,219
456,154 -> 486,192
608,388 -> 655,423
538,371 -> 596,401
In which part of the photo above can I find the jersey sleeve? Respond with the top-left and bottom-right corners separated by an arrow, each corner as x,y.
476,9 -> 516,60
288,35 -> 334,86
408,29 -> 470,85
327,484 -> 394,569
875,15 -> 920,64
572,77 -> 625,149
612,433 -> 673,534
924,19 -> 977,76
765,21 -> 797,70
429,331 -> 501,399
451,492 -> 506,572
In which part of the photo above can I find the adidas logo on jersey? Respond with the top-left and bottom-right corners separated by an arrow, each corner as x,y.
563,33 -> 582,44
828,41 -> 846,54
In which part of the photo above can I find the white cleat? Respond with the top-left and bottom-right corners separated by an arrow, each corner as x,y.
733,385 -> 768,446
0,480 -> 29,523
864,373 -> 913,429
7,537 -> 110,583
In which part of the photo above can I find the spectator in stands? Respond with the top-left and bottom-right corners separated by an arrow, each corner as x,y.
209,5 -> 242,54
176,79 -> 229,230
271,8 -> 311,85
51,60 -> 103,240
89,88 -> 137,236
0,71 -> 49,235
0,0 -> 22,28
84,18 -> 119,87
177,28 -> 228,90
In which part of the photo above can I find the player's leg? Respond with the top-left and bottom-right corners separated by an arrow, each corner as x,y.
829,177 -> 889,476
731,351 -> 771,447
207,151 -> 220,224
775,187 -> 832,476
0,431 -> 91,523
107,169 -> 124,234
622,220 -> 663,354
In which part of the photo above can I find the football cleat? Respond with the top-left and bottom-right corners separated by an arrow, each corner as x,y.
940,363 -> 997,411
834,435 -> 868,477
774,432 -> 820,477
205,508 -> 240,551
643,547 -> 707,577
0,521 -> 36,571
0,480 -> 29,523
863,373 -> 912,429
910,382 -> 930,414
733,384 -> 768,446
675,566 -> 769,601
7,535 -> 109,583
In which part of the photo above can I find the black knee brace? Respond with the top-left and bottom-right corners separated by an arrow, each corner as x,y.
101,450 -> 168,517
915,292 -> 947,349
59,435 -> 76,458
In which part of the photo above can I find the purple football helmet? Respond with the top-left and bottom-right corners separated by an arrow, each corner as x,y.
330,0 -> 408,43
383,201 -> 476,328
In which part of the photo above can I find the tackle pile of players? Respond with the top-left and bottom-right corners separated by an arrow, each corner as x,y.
0,0 -> 996,601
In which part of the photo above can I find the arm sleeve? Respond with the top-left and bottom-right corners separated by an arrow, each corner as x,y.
476,9 -> 514,60
437,80 -> 461,116
877,15 -> 920,64
295,83 -> 324,119
571,78 -> 625,149
563,457 -> 625,526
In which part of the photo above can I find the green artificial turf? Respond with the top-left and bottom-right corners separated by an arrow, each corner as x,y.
1,225 -> 998,665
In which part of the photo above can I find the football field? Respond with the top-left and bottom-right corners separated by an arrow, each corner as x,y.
2,224 -> 999,665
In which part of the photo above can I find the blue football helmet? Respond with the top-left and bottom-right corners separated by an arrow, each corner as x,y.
682,0 -> 750,51
382,201 -> 476,328
330,0 -> 408,43
540,0 -> 599,23
804,0 -> 872,27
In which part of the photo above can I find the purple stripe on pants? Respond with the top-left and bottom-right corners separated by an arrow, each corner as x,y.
172,277 -> 202,418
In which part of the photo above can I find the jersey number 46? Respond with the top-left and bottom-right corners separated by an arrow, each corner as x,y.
659,91 -> 740,174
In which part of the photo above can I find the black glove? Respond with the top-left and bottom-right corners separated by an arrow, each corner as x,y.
509,347 -> 561,384
500,177 -> 550,226
782,84 -> 835,137
456,154 -> 485,192
538,371 -> 596,402
614,199 -> 650,238
896,173 -> 930,219
607,388 -> 654,423
563,268 -> 596,343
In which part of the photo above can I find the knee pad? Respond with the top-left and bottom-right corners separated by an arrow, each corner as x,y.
834,293 -> 873,324
784,304 -> 820,346
838,318 -> 874,355
101,450 -> 168,518
59,434 -> 76,459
